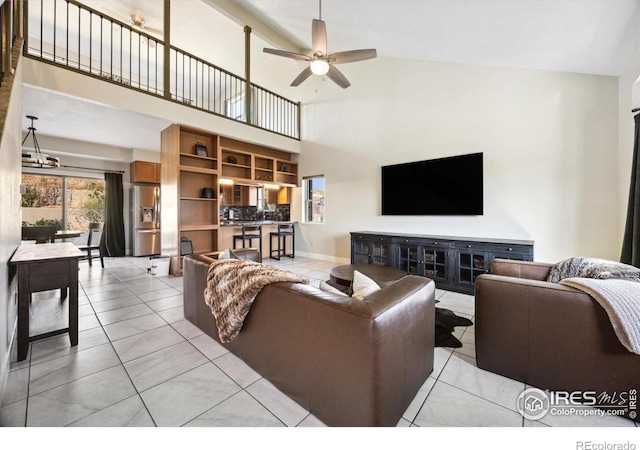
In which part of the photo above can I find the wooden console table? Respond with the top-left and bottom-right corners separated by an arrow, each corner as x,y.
9,243 -> 84,361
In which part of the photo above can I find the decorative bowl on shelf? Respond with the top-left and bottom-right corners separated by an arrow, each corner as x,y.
227,156 -> 237,164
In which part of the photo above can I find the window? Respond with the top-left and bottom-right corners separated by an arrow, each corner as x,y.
21,174 -> 105,232
303,175 -> 325,224
225,92 -> 246,121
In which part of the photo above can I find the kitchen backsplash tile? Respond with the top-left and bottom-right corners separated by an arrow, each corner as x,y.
220,205 -> 290,222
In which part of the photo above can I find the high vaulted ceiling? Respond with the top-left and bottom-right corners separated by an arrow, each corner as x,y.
22,0 -> 640,155
229,0 -> 640,77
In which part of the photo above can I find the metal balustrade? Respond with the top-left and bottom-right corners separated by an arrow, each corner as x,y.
25,0 -> 300,140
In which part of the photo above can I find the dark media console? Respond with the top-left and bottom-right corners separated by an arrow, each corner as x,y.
350,231 -> 534,295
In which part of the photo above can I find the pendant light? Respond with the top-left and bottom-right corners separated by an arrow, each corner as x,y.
21,115 -> 60,168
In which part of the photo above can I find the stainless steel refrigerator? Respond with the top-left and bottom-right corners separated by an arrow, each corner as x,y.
131,185 -> 161,256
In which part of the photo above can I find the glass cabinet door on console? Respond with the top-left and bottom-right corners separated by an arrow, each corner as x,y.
456,249 -> 488,288
370,241 -> 392,265
397,244 -> 421,275
421,247 -> 448,284
352,239 -> 371,264
351,234 -> 393,266
396,242 -> 449,284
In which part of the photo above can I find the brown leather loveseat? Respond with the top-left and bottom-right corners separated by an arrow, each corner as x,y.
183,250 -> 435,427
475,259 -> 640,421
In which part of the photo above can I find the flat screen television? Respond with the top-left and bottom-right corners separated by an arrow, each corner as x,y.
381,152 -> 483,215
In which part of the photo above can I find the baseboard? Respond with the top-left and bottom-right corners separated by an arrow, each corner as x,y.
295,251 -> 350,264
0,316 -> 17,409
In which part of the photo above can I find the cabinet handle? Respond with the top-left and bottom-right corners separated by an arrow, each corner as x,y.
507,247 -> 513,251
467,245 -> 472,248
434,242 -> 438,245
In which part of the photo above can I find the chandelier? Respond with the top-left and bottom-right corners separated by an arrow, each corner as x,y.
21,115 -> 60,168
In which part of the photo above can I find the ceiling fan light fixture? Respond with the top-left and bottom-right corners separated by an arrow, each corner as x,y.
310,59 -> 330,75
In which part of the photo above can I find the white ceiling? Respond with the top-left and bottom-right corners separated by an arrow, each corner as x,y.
23,0 -> 640,156
235,0 -> 640,76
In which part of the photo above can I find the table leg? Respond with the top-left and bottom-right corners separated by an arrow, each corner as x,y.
69,259 -> 79,347
17,266 -> 30,361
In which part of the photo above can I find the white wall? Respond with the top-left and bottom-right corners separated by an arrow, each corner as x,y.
0,54 -> 23,406
263,57 -> 620,263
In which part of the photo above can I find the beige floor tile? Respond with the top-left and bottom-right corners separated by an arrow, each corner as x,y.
27,366 -> 137,427
213,352 -> 262,388
414,381 -> 523,427
69,395 -> 155,427
123,341 -> 208,392
245,378 -> 309,427
140,362 -> 241,427
29,343 -> 121,396
112,325 -> 185,363
438,352 -> 525,412
184,391 -> 283,427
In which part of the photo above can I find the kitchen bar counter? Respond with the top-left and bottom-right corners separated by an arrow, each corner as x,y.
219,220 -> 295,227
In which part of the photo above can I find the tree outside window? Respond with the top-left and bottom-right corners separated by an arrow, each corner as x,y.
21,174 -> 105,231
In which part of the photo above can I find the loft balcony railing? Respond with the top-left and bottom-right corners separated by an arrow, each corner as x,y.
25,0 -> 300,140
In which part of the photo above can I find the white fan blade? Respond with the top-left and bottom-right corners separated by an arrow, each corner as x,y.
291,66 -> 313,87
326,65 -> 350,89
312,19 -> 327,55
264,48 -> 311,62
329,49 -> 377,64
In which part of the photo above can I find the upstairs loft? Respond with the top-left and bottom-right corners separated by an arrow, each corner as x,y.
23,0 -> 300,141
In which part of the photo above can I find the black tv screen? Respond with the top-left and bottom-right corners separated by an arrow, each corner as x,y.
381,153 -> 483,215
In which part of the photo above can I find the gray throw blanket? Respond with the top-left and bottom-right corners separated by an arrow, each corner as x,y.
547,257 -> 640,283
559,277 -> 640,355
204,259 -> 308,343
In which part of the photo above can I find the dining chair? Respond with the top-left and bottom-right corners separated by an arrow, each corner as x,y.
76,222 -> 105,267
21,226 -> 57,244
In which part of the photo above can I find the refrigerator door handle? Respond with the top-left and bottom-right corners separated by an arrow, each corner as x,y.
154,187 -> 160,229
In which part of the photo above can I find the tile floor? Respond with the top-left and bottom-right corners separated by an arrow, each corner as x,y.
0,255 -> 638,429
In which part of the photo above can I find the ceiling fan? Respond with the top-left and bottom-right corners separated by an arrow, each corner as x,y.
129,13 -> 162,47
100,6 -> 162,47
263,0 -> 377,89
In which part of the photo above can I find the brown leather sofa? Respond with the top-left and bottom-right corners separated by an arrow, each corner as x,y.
183,250 -> 435,427
475,259 -> 640,421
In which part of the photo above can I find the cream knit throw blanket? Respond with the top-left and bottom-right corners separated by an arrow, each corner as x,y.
204,259 -> 308,343
560,277 -> 640,355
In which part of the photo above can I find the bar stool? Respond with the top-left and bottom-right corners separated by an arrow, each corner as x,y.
233,225 -> 262,262
270,223 -> 295,260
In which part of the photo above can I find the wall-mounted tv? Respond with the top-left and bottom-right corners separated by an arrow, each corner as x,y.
381,152 -> 483,216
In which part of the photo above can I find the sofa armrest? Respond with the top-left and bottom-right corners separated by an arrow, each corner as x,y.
489,258 -> 553,281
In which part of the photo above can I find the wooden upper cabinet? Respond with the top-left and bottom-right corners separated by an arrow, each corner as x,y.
131,161 -> 161,184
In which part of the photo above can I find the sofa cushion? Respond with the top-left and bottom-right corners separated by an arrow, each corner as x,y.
319,280 -> 349,296
218,248 -> 239,260
547,257 -> 640,283
352,270 -> 381,300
